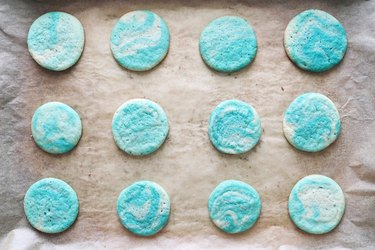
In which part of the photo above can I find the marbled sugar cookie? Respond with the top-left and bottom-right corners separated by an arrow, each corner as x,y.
208,100 -> 261,154
27,12 -> 85,71
110,10 -> 170,71
288,175 -> 345,234
199,16 -> 257,73
24,178 -> 79,233
117,181 -> 170,236
31,102 -> 82,154
283,93 -> 341,152
284,9 -> 347,72
112,99 -> 169,156
208,180 -> 261,234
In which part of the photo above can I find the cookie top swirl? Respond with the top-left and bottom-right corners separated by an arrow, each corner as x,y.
110,10 -> 170,71
27,12 -> 84,71
208,180 -> 261,234
117,181 -> 170,236
283,93 -> 341,152
288,175 -> 345,234
284,9 -> 347,72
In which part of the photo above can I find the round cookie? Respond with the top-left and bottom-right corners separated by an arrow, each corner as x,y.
284,9 -> 347,72
112,99 -> 169,156
24,178 -> 79,233
31,102 -> 82,154
110,10 -> 170,71
117,181 -> 170,236
199,16 -> 257,73
27,11 -> 85,71
208,180 -> 261,234
288,175 -> 345,234
208,100 -> 261,154
283,93 -> 340,152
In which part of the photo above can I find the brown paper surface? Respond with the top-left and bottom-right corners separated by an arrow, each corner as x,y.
0,0 -> 374,249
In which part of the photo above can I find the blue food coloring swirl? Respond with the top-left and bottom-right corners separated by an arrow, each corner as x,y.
24,178 -> 79,234
208,100 -> 261,154
288,175 -> 345,234
110,10 -> 170,71
112,99 -> 169,156
284,9 -> 347,72
208,180 -> 261,234
31,102 -> 82,154
117,181 -> 170,236
283,93 -> 341,152
27,11 -> 85,71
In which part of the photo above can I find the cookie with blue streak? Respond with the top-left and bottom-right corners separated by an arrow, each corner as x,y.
288,175 -> 345,234
110,10 -> 170,71
283,93 -> 340,152
112,99 -> 169,156
27,12 -> 84,71
199,16 -> 257,73
208,100 -> 261,154
284,9 -> 347,72
31,102 -> 82,154
117,181 -> 170,236
24,178 -> 79,234
208,180 -> 261,234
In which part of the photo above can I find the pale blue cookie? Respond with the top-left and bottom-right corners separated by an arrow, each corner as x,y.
24,178 -> 79,233
284,9 -> 347,72
208,180 -> 261,234
27,11 -> 85,71
199,16 -> 257,73
288,175 -> 345,234
117,181 -> 170,236
112,99 -> 169,156
31,102 -> 82,154
110,10 -> 170,71
283,93 -> 340,152
208,100 -> 261,154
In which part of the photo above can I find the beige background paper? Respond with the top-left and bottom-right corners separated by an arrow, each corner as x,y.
0,0 -> 374,249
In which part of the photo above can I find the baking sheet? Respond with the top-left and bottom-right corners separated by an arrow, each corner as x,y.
1,0 -> 375,249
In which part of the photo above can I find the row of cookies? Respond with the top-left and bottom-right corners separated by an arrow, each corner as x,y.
24,175 -> 345,235
31,93 -> 341,156
28,9 -> 347,73
31,93 -> 340,155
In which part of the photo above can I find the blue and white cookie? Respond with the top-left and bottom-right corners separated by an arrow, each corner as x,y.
27,11 -> 85,71
112,99 -> 169,156
288,175 -> 345,234
110,10 -> 170,71
284,9 -> 347,72
208,100 -> 261,154
31,102 -> 82,154
24,178 -> 79,233
199,16 -> 257,73
117,181 -> 170,236
283,93 -> 340,152
208,180 -> 261,234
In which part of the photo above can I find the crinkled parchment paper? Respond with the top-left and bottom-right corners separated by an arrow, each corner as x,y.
0,0 -> 374,249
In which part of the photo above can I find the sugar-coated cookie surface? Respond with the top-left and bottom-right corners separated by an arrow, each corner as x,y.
112,99 -> 169,156
117,181 -> 170,236
27,12 -> 84,71
199,16 -> 257,73
110,10 -> 170,71
24,178 -> 79,234
208,100 -> 261,154
31,102 -> 82,154
283,93 -> 340,152
284,9 -> 347,72
288,175 -> 345,234
208,180 -> 261,234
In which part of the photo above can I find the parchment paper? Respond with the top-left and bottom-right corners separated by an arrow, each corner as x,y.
1,0 -> 374,249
